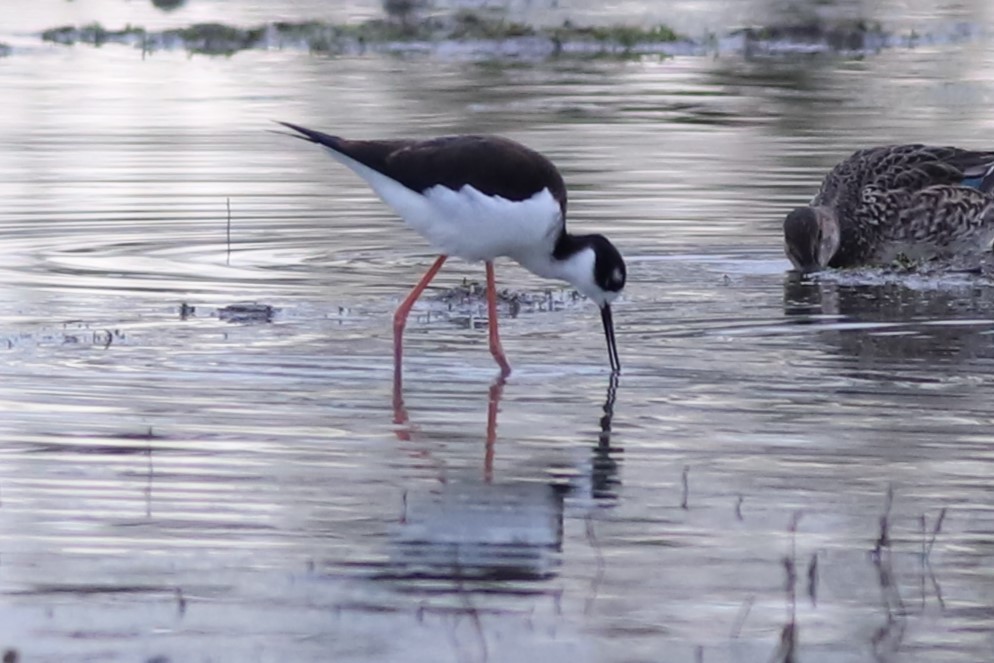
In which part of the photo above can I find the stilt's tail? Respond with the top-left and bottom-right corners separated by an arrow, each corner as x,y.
274,121 -> 347,151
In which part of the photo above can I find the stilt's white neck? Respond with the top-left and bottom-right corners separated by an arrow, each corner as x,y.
516,244 -> 601,303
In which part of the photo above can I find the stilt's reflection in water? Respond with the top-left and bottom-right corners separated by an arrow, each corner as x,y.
386,374 -> 621,582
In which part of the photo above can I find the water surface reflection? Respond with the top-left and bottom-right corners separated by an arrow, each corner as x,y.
2,2 -> 994,661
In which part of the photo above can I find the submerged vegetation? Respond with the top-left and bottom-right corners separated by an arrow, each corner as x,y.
32,9 -> 968,59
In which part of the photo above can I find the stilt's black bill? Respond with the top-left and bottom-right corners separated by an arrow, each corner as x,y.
601,304 -> 620,373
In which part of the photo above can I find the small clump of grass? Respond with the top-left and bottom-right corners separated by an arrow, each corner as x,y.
347,18 -> 435,43
554,20 -> 681,49
594,24 -> 679,46
736,18 -> 886,52
41,25 -> 78,44
448,9 -> 535,40
166,23 -> 266,56
265,21 -> 347,53
42,22 -> 146,47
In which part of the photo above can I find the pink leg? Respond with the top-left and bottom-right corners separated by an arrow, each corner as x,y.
485,261 -> 512,376
483,376 -> 506,483
393,255 -> 447,404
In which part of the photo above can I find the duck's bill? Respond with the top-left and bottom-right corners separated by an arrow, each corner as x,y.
601,304 -> 621,373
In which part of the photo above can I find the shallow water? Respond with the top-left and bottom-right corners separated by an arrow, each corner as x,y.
3,2 -> 994,662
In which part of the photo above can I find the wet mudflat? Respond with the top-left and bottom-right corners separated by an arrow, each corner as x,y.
2,1 -> 994,662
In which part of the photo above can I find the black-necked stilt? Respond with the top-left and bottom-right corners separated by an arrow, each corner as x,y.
784,144 -> 994,272
279,122 -> 626,376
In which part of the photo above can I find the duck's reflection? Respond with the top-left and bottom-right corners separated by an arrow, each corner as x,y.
782,272 -> 994,367
386,374 -> 621,582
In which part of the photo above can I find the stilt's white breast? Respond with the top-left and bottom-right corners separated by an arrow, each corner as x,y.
412,185 -> 562,261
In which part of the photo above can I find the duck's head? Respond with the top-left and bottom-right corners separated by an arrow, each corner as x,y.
783,206 -> 840,273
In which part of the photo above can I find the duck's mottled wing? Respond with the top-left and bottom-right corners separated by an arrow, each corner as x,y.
885,160 -> 967,191
872,146 -> 994,193
859,145 -> 955,190
893,185 -> 994,245
811,145 -> 917,206
814,144 -> 994,209
947,150 -> 994,192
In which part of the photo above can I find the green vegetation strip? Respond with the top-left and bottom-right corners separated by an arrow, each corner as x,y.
39,12 -> 685,57
34,12 -> 901,58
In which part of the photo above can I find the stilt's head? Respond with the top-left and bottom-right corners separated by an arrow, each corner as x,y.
783,206 -> 840,273
554,234 -> 626,372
